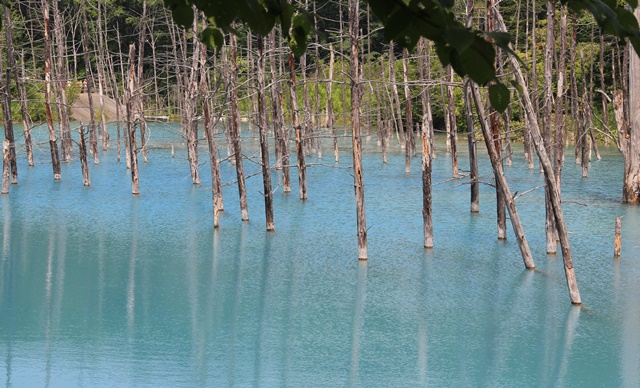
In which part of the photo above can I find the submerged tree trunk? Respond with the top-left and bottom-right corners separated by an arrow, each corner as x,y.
44,0 -> 61,180
471,83 -> 535,269
256,36 -> 275,231
464,81 -> 480,213
496,10 -> 581,304
402,48 -> 414,173
2,8 -> 17,184
446,65 -> 459,178
52,0 -> 72,161
349,0 -> 368,260
82,0 -> 98,164
79,124 -> 91,186
229,29 -> 249,220
269,30 -> 290,193
289,52 -> 307,201
126,44 -> 140,195
418,38 -> 434,247
17,50 -> 34,167
623,5 -> 640,203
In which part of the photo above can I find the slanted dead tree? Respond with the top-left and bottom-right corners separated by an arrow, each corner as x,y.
43,0 -> 61,180
256,35 -> 275,231
2,7 -> 17,184
289,52 -> 307,201
125,44 -> 140,195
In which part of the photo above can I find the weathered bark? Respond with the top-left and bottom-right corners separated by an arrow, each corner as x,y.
464,11 -> 479,200
96,0 -> 109,151
200,43 -> 223,227
78,124 -> 90,187
402,48 -> 414,174
389,42 -> 404,148
52,0 -> 72,161
137,0 -> 148,163
185,16 -> 201,185
418,38 -> 434,247
82,0 -> 98,164
471,83 -> 535,269
446,65 -> 459,178
17,50 -> 34,167
126,44 -> 140,195
268,30 -> 290,193
543,0 -> 557,254
464,81 -> 480,213
229,30 -> 249,220
44,0 -> 61,180
257,36 -> 275,231
623,5 -> 640,203
349,0 -> 368,260
1,140 -> 9,194
496,10 -> 581,304
2,8 -> 17,184
289,52 -> 307,201
327,43 -> 338,163
614,216 -> 622,257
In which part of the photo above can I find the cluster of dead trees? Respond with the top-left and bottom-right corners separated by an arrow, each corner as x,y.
2,0 -> 640,305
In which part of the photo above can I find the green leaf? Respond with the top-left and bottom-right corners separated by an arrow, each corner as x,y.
201,27 -> 224,51
169,1 -> 194,29
443,26 -> 475,52
458,37 -> 495,86
628,0 -> 639,9
289,12 -> 311,57
489,82 -> 510,113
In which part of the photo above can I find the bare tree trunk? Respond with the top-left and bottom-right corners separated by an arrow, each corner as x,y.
289,52 -> 307,200
2,140 -> 9,193
200,43 -> 223,226
137,0 -> 148,162
52,0 -> 72,161
257,36 -> 275,231
465,82 -> 480,213
229,29 -> 249,220
79,124 -> 90,186
2,8 -> 17,184
96,0 -> 109,151
82,0 -> 98,164
126,44 -> 140,195
543,0 -> 557,254
269,30 -> 290,193
418,38 -> 434,247
446,65 -> 458,178
17,50 -> 34,167
471,83 -> 535,269
44,0 -> 61,180
349,0 -> 368,260
185,15 -> 201,185
328,43 -> 338,163
389,42 -> 404,148
623,5 -> 640,203
496,10 -> 581,304
402,48 -> 414,173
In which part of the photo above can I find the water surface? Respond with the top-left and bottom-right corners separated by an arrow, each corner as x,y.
2,123 -> 640,386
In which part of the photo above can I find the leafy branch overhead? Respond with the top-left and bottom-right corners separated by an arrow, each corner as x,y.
169,0 -> 637,113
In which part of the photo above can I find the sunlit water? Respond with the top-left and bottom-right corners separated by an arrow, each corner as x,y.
2,123 -> 640,387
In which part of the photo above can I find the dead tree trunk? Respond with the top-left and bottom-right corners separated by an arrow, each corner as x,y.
418,38 -> 434,247
349,0 -> 368,260
269,30 -> 290,193
543,0 -> 558,253
82,0 -> 98,164
464,81 -> 480,213
402,48 -> 414,173
17,50 -> 34,167
79,124 -> 90,186
446,65 -> 459,178
471,83 -> 535,269
327,43 -> 338,162
623,5 -> 640,203
2,8 -> 17,184
44,0 -> 61,180
52,0 -> 72,161
185,16 -> 201,185
257,36 -> 275,231
126,44 -> 140,195
2,140 -> 9,193
229,30 -> 249,220
200,43 -> 223,226
96,0 -> 109,151
137,0 -> 148,163
496,10 -> 581,304
389,42 -> 404,148
289,52 -> 307,200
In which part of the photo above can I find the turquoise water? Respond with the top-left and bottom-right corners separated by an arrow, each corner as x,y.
2,123 -> 640,386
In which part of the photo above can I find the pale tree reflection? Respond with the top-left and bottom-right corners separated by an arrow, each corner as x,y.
349,261 -> 368,387
555,306 -> 581,386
